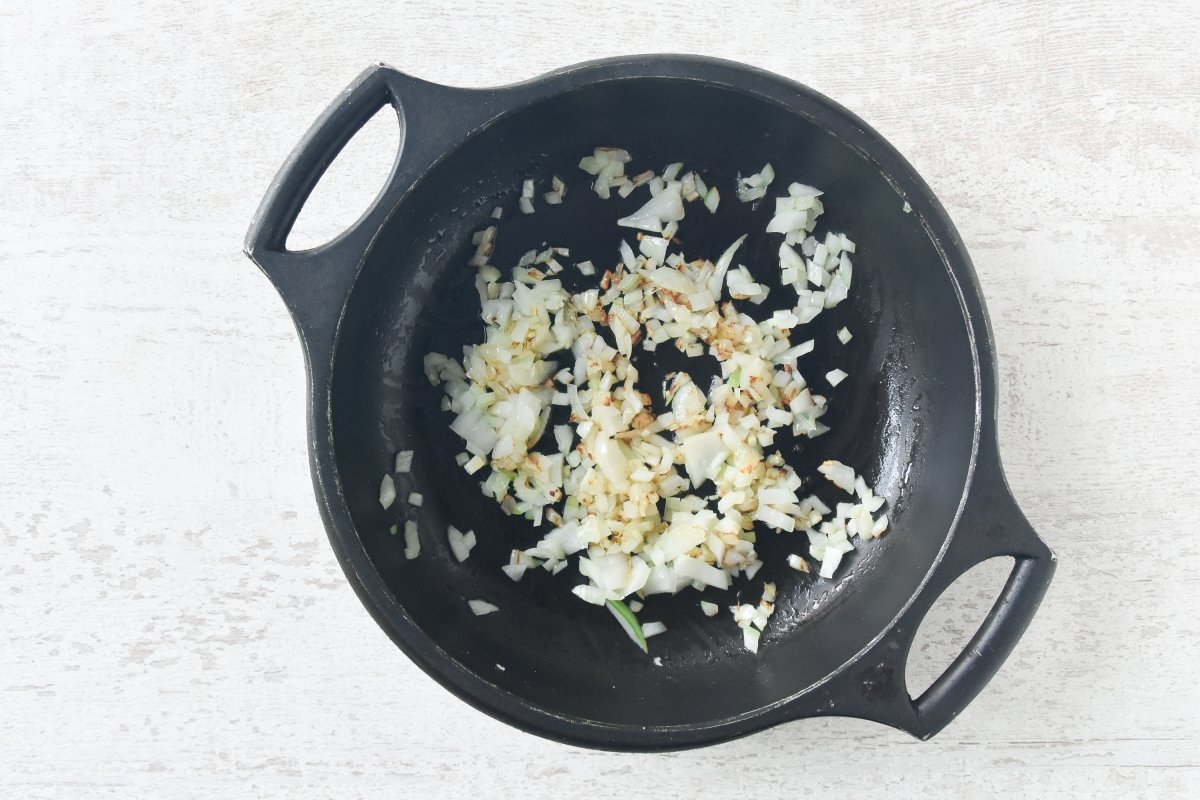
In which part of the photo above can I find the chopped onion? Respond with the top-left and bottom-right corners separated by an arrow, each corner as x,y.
448,526 -> 477,562
408,492 -> 424,507
418,148 -> 887,657
709,234 -> 746,300
819,546 -> 844,579
700,600 -> 719,617
403,520 -> 420,560
704,187 -> 720,213
641,621 -> 667,638
573,584 -> 607,605
774,339 -> 814,364
736,163 -> 775,202
394,450 -> 414,473
553,424 -> 573,453
379,474 -> 396,509
639,236 -> 669,265
826,369 -> 848,387
619,239 -> 636,268
680,430 -> 726,488
837,327 -> 852,344
674,554 -> 731,589
819,460 -> 857,493
618,182 -> 685,232
469,599 -> 499,616
787,553 -> 810,573
753,504 -> 795,532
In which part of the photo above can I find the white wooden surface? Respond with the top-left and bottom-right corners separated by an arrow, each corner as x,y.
3,1 -> 1198,797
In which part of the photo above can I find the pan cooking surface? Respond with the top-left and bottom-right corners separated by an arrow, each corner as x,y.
326,78 -> 977,727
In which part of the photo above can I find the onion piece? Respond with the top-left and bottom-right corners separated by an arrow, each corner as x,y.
674,554 -> 731,590
469,599 -> 499,616
709,234 -> 747,300
619,239 -> 636,269
774,339 -> 814,364
704,187 -> 720,213
447,526 -> 477,562
568,582 -> 604,604
787,553 -> 810,573
403,521 -> 420,560
618,182 -> 685,232
639,236 -> 670,265
736,163 -> 775,202
819,546 -> 844,579
819,460 -> 857,493
379,474 -> 396,509
753,504 -> 795,532
679,430 -> 727,488
394,450 -> 414,473
641,621 -> 667,638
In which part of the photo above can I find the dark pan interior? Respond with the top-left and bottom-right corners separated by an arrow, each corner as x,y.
330,78 -> 977,728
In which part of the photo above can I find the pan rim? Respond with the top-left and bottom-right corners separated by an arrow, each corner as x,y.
307,54 -> 989,751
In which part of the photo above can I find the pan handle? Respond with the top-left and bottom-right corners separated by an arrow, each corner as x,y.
243,64 -> 504,355
901,473 -> 1056,738
783,449 -> 1056,739
244,64 -> 405,349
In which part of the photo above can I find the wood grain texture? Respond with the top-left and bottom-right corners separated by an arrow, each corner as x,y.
2,1 -> 1197,797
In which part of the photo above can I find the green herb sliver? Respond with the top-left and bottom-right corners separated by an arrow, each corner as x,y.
606,599 -> 648,654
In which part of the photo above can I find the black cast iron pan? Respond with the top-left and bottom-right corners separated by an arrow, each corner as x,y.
244,56 -> 1056,751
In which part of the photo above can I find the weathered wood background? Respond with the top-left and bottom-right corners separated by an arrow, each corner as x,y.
2,1 -> 1197,797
